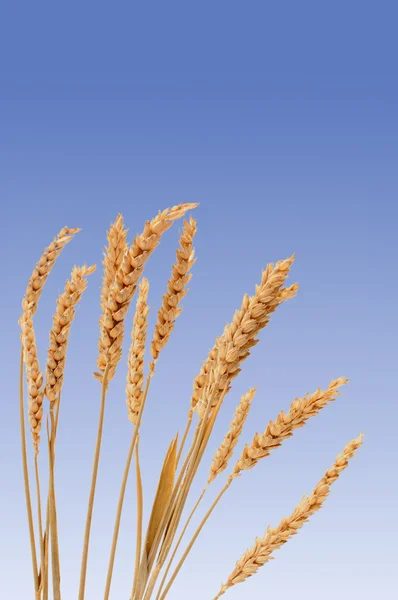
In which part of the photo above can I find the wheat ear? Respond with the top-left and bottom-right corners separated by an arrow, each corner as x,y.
23,226 -> 81,316
209,387 -> 256,482
127,278 -> 150,425
177,260 -> 297,471
96,203 -> 198,383
233,377 -> 348,476
150,217 -> 197,372
214,434 -> 363,598
193,257 -> 297,419
100,214 -> 128,316
46,265 -> 96,403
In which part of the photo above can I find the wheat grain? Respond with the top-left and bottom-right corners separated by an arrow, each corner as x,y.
150,217 -> 197,371
96,203 -> 198,383
127,278 -> 150,425
195,257 -> 297,418
233,377 -> 348,476
46,265 -> 96,403
214,434 -> 363,598
208,388 -> 256,483
22,226 -> 81,316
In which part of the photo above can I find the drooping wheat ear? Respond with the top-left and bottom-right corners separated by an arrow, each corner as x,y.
20,312 -> 44,453
208,388 -> 256,483
126,278 -> 150,425
22,226 -> 81,316
194,256 -> 298,419
96,203 -> 198,383
150,217 -> 197,372
46,265 -> 96,403
214,434 -> 363,599
233,377 -> 348,477
100,214 -> 128,319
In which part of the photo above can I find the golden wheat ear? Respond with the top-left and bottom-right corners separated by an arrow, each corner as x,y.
127,277 -> 150,425
214,434 -> 363,599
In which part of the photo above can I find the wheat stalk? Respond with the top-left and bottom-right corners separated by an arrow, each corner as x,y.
96,203 -> 198,383
150,217 -> 197,372
213,434 -> 363,598
19,226 -> 79,598
127,278 -> 150,425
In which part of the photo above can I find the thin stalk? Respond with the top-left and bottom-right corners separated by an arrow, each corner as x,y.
132,436 -> 144,596
142,386 -> 218,600
49,407 -> 61,600
155,486 -> 207,600
42,506 -> 49,600
159,479 -> 232,600
157,386 -> 225,569
78,364 -> 110,600
19,345 -> 39,595
103,375 -> 152,600
43,396 -> 61,600
175,414 -> 192,467
34,455 -> 45,599
133,428 -> 199,600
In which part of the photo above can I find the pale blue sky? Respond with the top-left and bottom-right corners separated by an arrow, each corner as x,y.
1,2 -> 397,599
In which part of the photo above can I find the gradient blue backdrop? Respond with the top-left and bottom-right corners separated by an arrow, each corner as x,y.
1,2 -> 397,599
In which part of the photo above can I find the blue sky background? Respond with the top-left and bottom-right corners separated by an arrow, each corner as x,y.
1,2 -> 397,599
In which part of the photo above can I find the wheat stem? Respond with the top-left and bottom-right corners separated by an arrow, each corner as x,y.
156,486 -> 208,600
142,378 -> 221,600
159,481 -> 232,600
176,415 -> 192,467
132,436 -> 144,596
78,364 -> 110,600
19,345 -> 39,596
34,455 -> 44,599
49,407 -> 61,600
104,375 -> 151,600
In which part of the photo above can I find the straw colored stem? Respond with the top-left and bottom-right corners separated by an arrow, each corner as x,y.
78,364 -> 110,600
159,481 -> 232,600
34,455 -> 44,599
49,407 -> 61,600
156,486 -> 208,600
132,436 -> 144,596
104,376 -> 151,600
19,346 -> 39,596
134,426 -> 200,600
143,383 -> 220,600
176,415 -> 192,467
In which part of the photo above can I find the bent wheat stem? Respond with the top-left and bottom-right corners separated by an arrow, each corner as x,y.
78,364 -> 110,600
19,346 -> 39,596
159,481 -> 232,600
104,375 -> 152,600
156,486 -> 208,600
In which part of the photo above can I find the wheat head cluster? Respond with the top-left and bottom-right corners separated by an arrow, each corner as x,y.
18,204 -> 363,600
